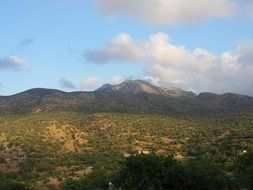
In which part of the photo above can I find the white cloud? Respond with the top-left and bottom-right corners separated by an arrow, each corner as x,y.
96,0 -> 236,25
86,33 -> 142,63
79,76 -> 102,91
110,76 -> 125,84
0,55 -> 25,71
86,33 -> 253,95
59,78 -> 76,89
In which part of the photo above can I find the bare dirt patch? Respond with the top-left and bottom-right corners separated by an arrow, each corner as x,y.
42,122 -> 88,153
161,137 -> 173,144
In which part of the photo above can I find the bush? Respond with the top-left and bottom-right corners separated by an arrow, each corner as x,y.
0,156 -> 6,164
116,154 -> 168,190
61,171 -> 114,190
184,160 -> 229,190
115,154 -> 230,190
0,178 -> 30,190
234,152 -> 253,189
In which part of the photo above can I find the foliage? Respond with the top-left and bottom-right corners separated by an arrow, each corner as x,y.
66,153 -> 253,190
184,159 -> 229,190
234,152 -> 253,189
116,154 -> 163,189
114,154 -> 229,190
0,177 -> 30,190
61,171 -> 114,190
0,111 -> 252,189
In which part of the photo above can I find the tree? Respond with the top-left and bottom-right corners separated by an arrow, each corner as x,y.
0,178 -> 30,190
234,151 -> 253,189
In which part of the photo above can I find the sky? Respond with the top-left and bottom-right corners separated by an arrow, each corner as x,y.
0,0 -> 253,96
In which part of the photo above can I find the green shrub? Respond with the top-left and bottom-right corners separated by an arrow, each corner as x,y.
0,178 -> 30,190
61,171 -> 113,190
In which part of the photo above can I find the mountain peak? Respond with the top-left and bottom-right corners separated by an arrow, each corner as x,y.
96,80 -> 160,94
96,80 -> 197,97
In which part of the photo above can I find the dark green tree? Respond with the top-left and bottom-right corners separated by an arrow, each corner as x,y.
234,151 -> 253,189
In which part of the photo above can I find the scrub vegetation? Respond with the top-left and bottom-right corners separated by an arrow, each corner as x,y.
0,111 -> 252,189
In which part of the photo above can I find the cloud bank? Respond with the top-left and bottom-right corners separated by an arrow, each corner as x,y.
96,0 -> 236,25
110,76 -> 125,85
0,55 -> 25,71
86,34 -> 142,63
85,33 -> 253,95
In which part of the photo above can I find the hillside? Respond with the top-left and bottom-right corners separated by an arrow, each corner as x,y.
0,80 -> 253,189
0,112 -> 252,189
1,80 -> 253,114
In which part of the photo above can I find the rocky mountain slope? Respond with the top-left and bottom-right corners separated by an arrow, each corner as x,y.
0,80 -> 253,114
96,80 -> 196,98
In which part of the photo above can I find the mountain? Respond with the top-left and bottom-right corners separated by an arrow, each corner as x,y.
0,81 -> 253,189
196,92 -> 253,111
96,80 -> 197,98
0,80 -> 253,114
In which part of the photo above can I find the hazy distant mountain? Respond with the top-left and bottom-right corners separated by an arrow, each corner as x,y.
0,80 -> 253,114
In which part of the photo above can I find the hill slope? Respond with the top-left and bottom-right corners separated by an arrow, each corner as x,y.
0,112 -> 252,189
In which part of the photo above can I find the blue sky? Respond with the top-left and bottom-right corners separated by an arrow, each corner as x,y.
1,0 -> 253,95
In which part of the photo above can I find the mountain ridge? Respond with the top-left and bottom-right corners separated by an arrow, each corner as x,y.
0,80 -> 253,114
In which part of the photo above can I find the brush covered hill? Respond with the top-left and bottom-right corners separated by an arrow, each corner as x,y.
0,80 -> 253,189
0,112 -> 253,189
1,80 -> 253,114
